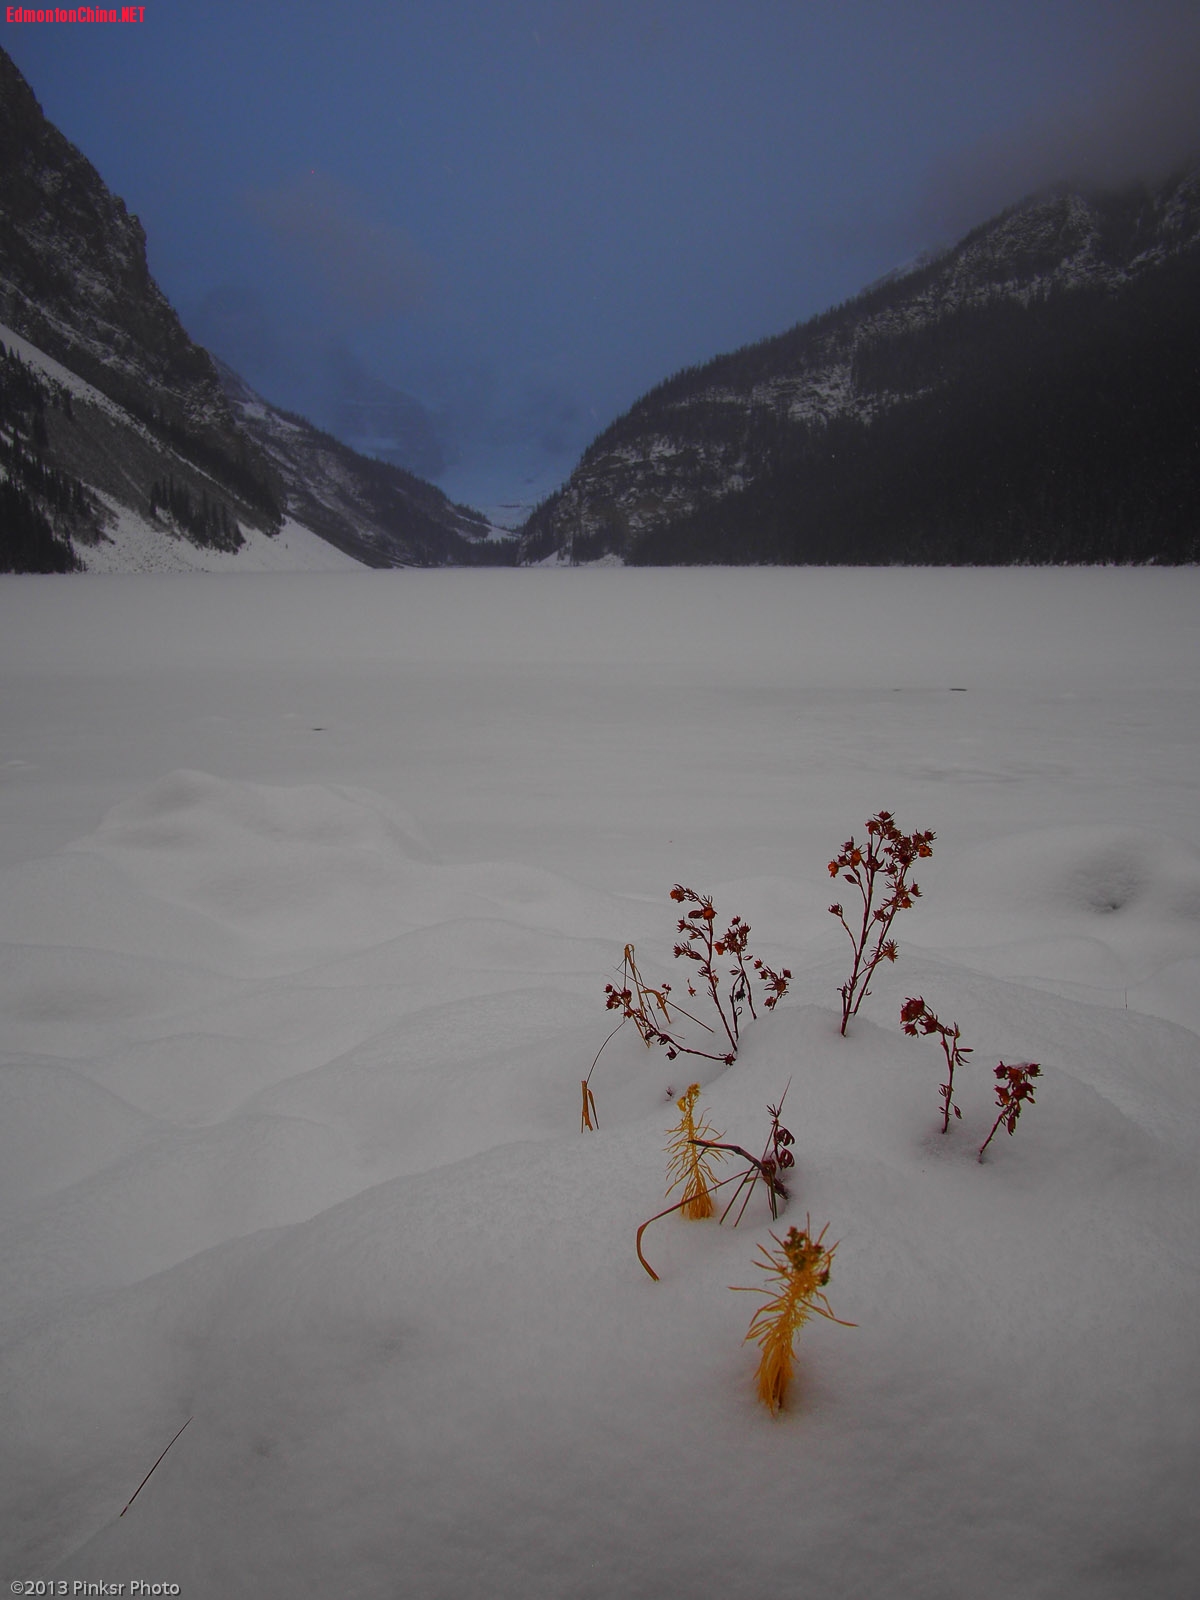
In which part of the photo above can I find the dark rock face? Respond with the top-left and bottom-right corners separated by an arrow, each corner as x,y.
520,174 -> 1200,566
0,46 -> 273,515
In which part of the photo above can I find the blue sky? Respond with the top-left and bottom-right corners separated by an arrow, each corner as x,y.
5,1 -> 1198,517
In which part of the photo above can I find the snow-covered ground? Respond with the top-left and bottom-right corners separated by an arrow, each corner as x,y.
1,567 -> 1197,1598
78,509 -> 362,575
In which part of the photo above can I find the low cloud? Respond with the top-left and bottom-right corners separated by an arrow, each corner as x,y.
188,284 -> 286,384
244,170 -> 433,322
922,7 -> 1200,236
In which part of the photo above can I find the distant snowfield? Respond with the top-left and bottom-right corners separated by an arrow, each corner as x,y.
1,568 -> 1197,1598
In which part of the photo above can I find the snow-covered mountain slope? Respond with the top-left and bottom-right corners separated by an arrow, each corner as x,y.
218,362 -> 501,569
0,46 -> 502,574
521,171 -> 1200,565
0,319 -> 358,572
0,48 -> 282,562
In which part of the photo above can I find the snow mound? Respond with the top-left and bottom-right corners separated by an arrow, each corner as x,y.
982,824 -> 1200,923
924,825 -> 1200,1023
0,943 -> 248,1058
80,1032 -> 302,1126
71,771 -> 435,959
245,986 -> 597,1177
0,1111 -> 361,1327
87,769 -> 431,861
0,851 -> 246,972
0,1056 -> 156,1208
9,993 -> 1198,1597
60,770 -> 622,976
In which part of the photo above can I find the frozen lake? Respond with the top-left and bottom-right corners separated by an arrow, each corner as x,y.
2,567 -> 1198,1597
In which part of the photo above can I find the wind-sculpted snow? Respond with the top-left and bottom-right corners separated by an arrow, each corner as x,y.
76,770 -> 435,948
926,824 -> 1200,1025
0,767 -> 626,1330
0,568 -> 1197,1598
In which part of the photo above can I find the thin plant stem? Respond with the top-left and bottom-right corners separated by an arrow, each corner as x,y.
119,1416 -> 193,1518
635,1170 -> 746,1280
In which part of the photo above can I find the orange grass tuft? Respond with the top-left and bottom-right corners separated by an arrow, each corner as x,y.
638,1088 -> 796,1280
733,1220 -> 854,1414
665,1084 -> 725,1219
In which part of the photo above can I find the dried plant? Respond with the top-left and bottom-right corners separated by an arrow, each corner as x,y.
691,1086 -> 795,1227
636,1087 -> 796,1280
828,811 -> 934,1034
900,996 -> 972,1132
732,1220 -> 854,1414
665,1083 -> 726,1219
585,891 -> 790,1129
978,1061 -> 1041,1160
669,886 -> 791,1059
580,1076 -> 599,1133
583,943 -> 701,1129
603,939 -> 732,1067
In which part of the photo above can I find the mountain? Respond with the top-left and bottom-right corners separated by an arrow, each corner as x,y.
320,346 -> 450,481
217,361 -> 500,569
0,47 -> 506,573
520,173 -> 1200,566
0,45 -> 282,570
186,287 -> 454,483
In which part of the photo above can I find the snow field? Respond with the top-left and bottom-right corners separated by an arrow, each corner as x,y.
0,567 -> 1197,1598
78,510 -> 363,575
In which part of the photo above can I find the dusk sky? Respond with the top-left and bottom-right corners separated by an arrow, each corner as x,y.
5,1 -> 1199,518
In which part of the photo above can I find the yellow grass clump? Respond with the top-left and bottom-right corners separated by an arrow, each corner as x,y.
665,1083 -> 725,1219
733,1220 -> 855,1414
